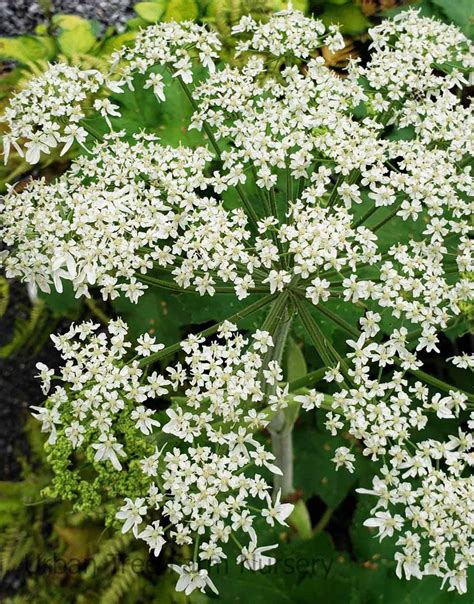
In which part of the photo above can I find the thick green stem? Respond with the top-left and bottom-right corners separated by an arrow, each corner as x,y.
294,296 -> 351,386
270,413 -> 295,497
261,300 -> 296,497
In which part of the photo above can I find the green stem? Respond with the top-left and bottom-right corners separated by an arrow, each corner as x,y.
262,304 -> 295,497
353,203 -> 379,229
316,302 -> 474,403
288,367 -> 327,392
84,297 -> 109,325
371,202 -> 402,233
398,365 -> 474,404
137,272 -> 268,294
269,187 -> 286,268
260,291 -> 290,334
137,293 -> 276,367
326,173 -> 343,208
314,506 -> 334,534
174,72 -> 260,227
294,299 -> 332,368
315,303 -> 359,338
294,296 -> 348,373
80,119 -> 104,142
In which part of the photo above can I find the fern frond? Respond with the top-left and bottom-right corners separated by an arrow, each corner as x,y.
0,299 -> 47,358
83,531 -> 133,580
63,53 -> 111,72
0,527 -> 33,577
99,550 -> 147,604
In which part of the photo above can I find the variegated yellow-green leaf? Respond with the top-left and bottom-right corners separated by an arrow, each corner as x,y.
134,1 -> 167,22
163,0 -> 199,22
53,15 -> 97,56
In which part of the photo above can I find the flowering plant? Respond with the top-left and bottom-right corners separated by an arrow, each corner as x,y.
1,6 -> 473,598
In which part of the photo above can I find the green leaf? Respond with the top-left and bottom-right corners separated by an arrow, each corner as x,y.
112,288 -> 187,345
286,337 -> 307,383
0,35 -> 55,63
34,23 -> 49,35
53,15 -> 97,56
176,292 -> 264,329
134,1 -> 167,22
386,126 -> 416,141
126,16 -> 150,29
210,531 -> 344,603
367,210 -> 426,253
163,0 -> 199,22
100,31 -> 137,55
38,281 -> 82,317
350,494 -> 398,564
431,0 -> 474,38
92,69 -> 206,147
293,424 -> 357,507
320,4 -> 370,35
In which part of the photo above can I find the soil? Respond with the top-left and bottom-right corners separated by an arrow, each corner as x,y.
0,280 -> 61,481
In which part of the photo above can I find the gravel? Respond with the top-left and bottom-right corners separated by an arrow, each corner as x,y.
0,0 -> 135,36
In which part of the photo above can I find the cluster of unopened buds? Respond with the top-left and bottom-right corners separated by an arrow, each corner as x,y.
0,3 -> 473,597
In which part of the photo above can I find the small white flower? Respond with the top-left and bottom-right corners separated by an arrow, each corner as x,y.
237,542 -> 278,571
131,405 -> 161,436
92,432 -> 126,471
332,447 -> 356,473
262,490 -> 294,527
138,521 -> 166,556
364,511 -> 404,541
135,333 -> 165,357
294,389 -> 324,411
35,362 -> 54,394
169,562 -> 218,596
116,497 -> 147,537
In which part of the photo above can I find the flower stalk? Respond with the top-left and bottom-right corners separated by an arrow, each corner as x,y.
261,298 -> 297,497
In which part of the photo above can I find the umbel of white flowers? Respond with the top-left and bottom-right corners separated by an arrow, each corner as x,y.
1,5 -> 473,597
33,319 -> 294,595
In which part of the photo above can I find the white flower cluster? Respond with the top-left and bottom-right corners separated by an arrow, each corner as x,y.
1,63 -> 104,164
365,10 -> 473,97
109,20 -> 221,90
320,309 -> 474,593
32,318 -> 165,466
358,435 -> 473,595
33,319 -> 293,596
1,11 -> 470,337
191,55 -> 370,188
324,312 -> 471,462
0,133 -> 215,301
232,6 -> 344,56
2,6 -> 473,595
